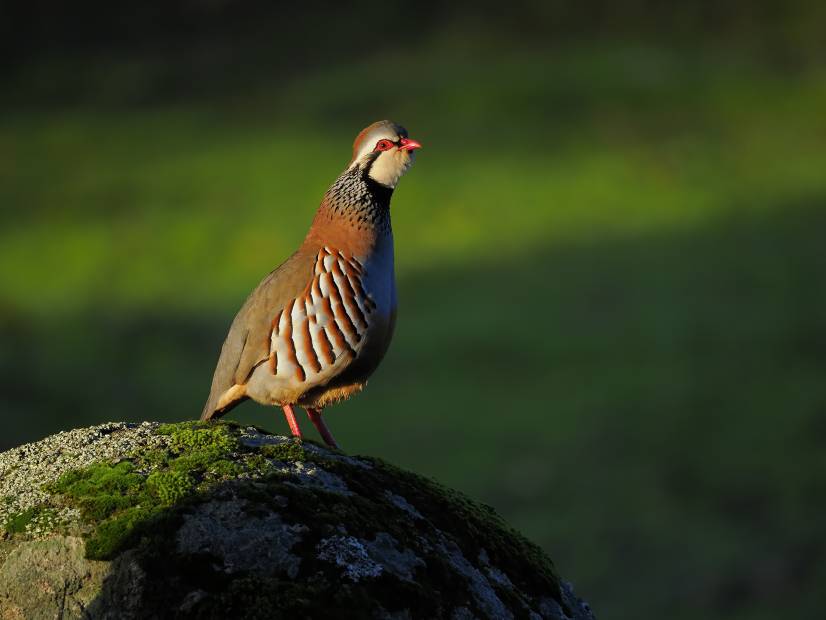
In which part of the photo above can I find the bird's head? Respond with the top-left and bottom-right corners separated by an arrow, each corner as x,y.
348,120 -> 421,189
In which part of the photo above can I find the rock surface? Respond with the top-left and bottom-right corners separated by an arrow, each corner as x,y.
0,422 -> 595,619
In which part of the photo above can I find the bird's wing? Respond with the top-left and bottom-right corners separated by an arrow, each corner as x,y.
201,250 -> 317,419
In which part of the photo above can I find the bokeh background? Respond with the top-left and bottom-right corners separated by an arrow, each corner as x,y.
2,1 -> 826,617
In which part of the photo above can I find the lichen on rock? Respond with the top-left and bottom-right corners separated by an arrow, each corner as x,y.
0,421 -> 596,619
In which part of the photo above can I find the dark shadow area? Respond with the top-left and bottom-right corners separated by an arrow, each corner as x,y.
2,200 -> 825,618
4,1 -> 822,102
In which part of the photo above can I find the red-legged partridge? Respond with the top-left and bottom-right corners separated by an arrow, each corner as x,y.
201,121 -> 421,448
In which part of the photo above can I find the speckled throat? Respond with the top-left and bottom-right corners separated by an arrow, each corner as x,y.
321,163 -> 394,235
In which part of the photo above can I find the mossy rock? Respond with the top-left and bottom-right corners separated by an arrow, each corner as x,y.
0,422 -> 595,619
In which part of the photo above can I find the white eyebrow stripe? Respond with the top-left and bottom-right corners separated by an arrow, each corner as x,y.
350,131 -> 401,166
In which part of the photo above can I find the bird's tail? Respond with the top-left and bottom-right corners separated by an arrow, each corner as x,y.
200,399 -> 220,421
200,384 -> 247,421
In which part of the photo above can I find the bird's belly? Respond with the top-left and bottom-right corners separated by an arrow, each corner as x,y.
246,243 -> 396,408
245,309 -> 394,407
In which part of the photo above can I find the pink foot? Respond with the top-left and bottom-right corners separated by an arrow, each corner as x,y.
306,408 -> 340,449
281,404 -> 303,438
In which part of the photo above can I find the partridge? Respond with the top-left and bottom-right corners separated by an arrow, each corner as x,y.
200,120 -> 421,449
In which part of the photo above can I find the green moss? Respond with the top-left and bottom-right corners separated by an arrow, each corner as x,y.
77,493 -> 135,521
168,451 -> 218,475
48,460 -> 145,521
42,421 -> 238,560
206,458 -> 246,478
34,422 -> 267,560
49,461 -> 141,496
85,504 -> 163,560
260,440 -> 306,462
156,421 -> 196,436
141,448 -> 172,467
157,421 -> 237,455
147,470 -> 195,505
3,506 -> 42,534
153,422 -> 242,480
242,453 -> 273,473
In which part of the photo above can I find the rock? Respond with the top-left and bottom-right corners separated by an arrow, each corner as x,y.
0,422 -> 596,619
0,536 -> 109,618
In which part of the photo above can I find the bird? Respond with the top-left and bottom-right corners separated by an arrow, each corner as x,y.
200,120 -> 421,449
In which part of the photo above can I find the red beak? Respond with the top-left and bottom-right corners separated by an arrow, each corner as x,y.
398,138 -> 422,151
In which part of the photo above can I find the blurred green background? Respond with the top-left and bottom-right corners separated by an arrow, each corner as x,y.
2,1 -> 826,618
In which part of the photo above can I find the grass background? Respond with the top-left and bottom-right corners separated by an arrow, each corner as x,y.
2,3 -> 826,618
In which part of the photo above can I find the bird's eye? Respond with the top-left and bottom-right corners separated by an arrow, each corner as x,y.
374,140 -> 393,152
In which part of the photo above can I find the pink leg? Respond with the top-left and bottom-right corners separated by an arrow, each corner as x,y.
281,404 -> 303,438
306,408 -> 340,449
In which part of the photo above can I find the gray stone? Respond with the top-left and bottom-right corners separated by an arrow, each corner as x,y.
317,535 -> 384,581
0,536 -> 109,619
176,499 -> 305,577
364,532 -> 424,582
0,421 -> 597,619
